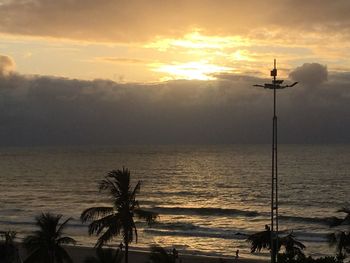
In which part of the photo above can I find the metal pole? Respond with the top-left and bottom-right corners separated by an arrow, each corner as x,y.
253,60 -> 297,263
271,59 -> 278,263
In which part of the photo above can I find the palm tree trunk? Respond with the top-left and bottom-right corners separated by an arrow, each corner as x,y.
125,241 -> 129,263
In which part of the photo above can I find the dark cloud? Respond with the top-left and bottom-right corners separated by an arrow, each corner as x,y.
0,63 -> 349,146
289,63 -> 328,87
0,1 -> 349,42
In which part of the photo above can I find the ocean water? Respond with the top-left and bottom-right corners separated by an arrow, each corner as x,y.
0,144 -> 349,259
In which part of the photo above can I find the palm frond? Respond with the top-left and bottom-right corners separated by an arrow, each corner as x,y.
99,176 -> 121,198
81,207 -> 114,222
88,214 -> 121,236
247,230 -> 271,253
131,181 -> 141,200
95,224 -> 119,248
56,217 -> 72,237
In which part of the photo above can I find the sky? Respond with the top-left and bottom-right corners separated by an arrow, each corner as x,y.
0,0 -> 349,146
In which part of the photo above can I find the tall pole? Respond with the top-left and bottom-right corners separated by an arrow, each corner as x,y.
271,59 -> 278,263
254,60 -> 298,263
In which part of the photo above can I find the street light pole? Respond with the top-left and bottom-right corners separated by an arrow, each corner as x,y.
254,60 -> 298,263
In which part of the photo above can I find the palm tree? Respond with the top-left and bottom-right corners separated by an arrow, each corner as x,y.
0,231 -> 21,263
147,245 -> 175,263
84,247 -> 123,263
247,226 -> 305,260
279,233 -> 306,260
81,168 -> 158,263
23,213 -> 76,263
247,225 -> 271,253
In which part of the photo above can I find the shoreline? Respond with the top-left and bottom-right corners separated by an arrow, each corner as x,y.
17,244 -> 268,263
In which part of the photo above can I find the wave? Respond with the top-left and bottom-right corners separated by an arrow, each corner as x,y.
144,228 -> 247,240
279,215 -> 331,225
147,207 -> 332,227
149,206 -> 260,217
0,219 -> 86,229
146,221 -> 330,243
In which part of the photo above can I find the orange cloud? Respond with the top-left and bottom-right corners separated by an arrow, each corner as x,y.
0,1 -> 349,43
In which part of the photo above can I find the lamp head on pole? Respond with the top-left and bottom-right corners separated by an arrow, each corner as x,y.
253,59 -> 298,90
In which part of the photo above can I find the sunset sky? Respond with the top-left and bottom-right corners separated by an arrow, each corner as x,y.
1,0 -> 350,82
0,0 -> 349,145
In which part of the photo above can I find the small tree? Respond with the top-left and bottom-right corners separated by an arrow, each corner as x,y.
0,231 -> 21,263
23,213 -> 76,263
81,168 -> 158,263
247,226 -> 305,261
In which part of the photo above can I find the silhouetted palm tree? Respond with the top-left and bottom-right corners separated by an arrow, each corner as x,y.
0,231 -> 21,263
84,247 -> 123,263
247,225 -> 271,253
147,245 -> 175,263
23,213 -> 76,263
247,226 -> 305,260
81,168 -> 158,263
279,233 -> 306,260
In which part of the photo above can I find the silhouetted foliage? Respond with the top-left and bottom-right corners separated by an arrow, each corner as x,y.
147,245 -> 175,263
23,213 -> 76,263
84,247 -> 123,263
280,233 -> 306,261
278,254 -> 342,263
81,168 -> 158,263
0,231 -> 21,263
247,228 -> 271,253
247,226 -> 305,261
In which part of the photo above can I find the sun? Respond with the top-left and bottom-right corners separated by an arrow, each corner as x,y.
146,31 -> 251,81
153,60 -> 232,81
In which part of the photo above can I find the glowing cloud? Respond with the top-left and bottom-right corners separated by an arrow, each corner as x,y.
152,60 -> 233,80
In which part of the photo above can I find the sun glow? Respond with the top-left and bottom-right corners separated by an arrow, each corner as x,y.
152,60 -> 232,80
145,31 -> 254,80
145,31 -> 250,51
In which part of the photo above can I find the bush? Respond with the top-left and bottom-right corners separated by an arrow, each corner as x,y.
277,253 -> 343,263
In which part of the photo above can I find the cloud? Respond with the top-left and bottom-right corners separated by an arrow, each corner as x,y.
96,57 -> 147,64
289,63 -> 328,87
0,54 -> 15,76
0,1 -> 349,43
0,62 -> 349,146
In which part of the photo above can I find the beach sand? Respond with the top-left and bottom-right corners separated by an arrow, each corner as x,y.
18,244 -> 268,263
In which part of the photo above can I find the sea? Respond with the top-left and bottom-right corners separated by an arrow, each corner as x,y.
0,144 -> 349,260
